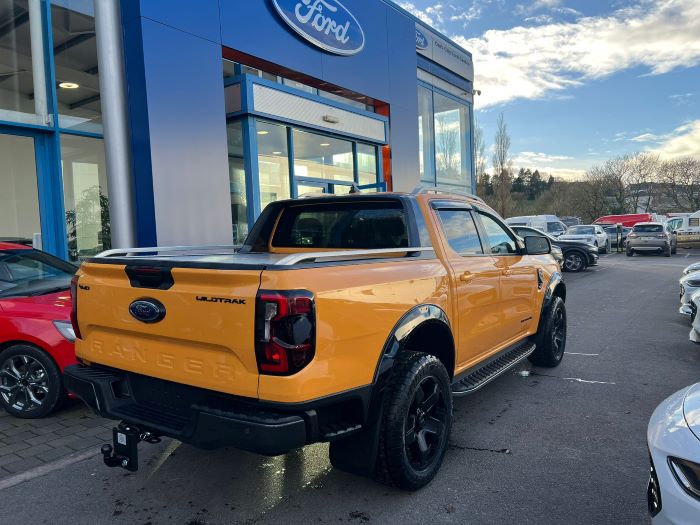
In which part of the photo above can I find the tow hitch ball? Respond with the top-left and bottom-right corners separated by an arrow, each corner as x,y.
101,422 -> 161,472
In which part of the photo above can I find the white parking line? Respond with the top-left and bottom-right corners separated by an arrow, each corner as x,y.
0,448 -> 96,491
563,377 -> 616,385
565,352 -> 599,356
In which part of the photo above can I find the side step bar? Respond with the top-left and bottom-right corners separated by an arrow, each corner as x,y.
451,341 -> 536,396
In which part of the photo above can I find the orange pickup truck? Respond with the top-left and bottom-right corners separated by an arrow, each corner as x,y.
64,187 -> 566,490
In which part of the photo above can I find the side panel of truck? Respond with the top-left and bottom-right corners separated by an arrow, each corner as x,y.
257,258 -> 450,403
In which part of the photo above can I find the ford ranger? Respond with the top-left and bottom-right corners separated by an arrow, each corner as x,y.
64,187 -> 566,490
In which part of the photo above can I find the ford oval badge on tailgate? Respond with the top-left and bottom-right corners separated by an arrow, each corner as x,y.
129,299 -> 166,324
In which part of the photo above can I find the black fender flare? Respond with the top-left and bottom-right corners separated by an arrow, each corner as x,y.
538,272 -> 566,329
372,304 -> 454,387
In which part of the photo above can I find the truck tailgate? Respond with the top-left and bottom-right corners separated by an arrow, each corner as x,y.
74,262 -> 261,398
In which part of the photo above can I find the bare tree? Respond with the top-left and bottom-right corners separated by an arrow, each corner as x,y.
660,157 -> 700,212
491,112 -> 513,216
474,118 -> 488,196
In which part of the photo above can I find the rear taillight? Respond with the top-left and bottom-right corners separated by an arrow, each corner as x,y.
70,274 -> 82,340
255,290 -> 315,375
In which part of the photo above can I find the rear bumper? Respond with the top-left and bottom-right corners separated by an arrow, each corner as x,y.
64,364 -> 370,456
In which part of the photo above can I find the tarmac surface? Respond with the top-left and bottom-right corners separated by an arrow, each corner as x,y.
1,249 -> 699,524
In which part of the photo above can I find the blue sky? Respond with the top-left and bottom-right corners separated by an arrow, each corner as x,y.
398,0 -> 700,179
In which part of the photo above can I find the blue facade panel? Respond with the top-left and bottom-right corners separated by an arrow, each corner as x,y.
122,0 -> 221,43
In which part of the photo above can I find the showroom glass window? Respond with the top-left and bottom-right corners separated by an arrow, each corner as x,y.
0,134 -> 41,241
226,120 -> 248,244
257,120 -> 290,210
357,143 -> 378,187
293,129 -> 353,183
0,0 -> 48,125
60,134 -> 109,261
417,84 -> 473,192
51,0 -> 102,133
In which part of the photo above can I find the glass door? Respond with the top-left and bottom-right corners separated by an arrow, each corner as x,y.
0,132 -> 41,247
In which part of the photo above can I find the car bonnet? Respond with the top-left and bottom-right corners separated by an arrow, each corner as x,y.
684,383 -> 700,442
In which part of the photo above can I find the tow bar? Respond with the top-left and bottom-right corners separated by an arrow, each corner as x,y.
100,422 -> 161,472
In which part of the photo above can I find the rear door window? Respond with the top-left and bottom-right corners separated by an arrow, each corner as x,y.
436,210 -> 483,255
271,201 -> 409,249
632,225 -> 663,233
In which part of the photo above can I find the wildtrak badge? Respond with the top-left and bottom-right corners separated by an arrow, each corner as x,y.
271,0 -> 365,56
196,296 -> 246,305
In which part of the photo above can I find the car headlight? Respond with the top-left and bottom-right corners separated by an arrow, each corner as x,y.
669,457 -> 700,501
53,320 -> 76,342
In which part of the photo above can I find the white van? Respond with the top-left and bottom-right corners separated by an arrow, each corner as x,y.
505,215 -> 568,237
671,211 -> 700,247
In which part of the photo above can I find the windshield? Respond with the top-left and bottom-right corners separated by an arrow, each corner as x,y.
513,227 -> 555,241
633,224 -> 663,233
566,226 -> 594,235
0,251 -> 76,298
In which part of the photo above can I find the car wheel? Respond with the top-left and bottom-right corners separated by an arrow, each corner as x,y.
563,251 -> 585,272
529,296 -> 567,368
0,344 -> 64,419
672,244 -> 677,255
664,246 -> 671,257
374,351 -> 452,491
626,248 -> 634,257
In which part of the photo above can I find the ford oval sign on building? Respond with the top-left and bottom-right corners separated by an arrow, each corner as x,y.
415,28 -> 428,50
271,0 -> 365,56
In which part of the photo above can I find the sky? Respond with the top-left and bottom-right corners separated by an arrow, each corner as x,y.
398,0 -> 700,180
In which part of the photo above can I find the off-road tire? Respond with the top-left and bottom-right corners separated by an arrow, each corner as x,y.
374,351 -> 452,491
529,297 -> 567,368
0,344 -> 64,419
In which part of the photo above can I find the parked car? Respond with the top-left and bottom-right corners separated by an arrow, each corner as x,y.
505,215 -> 568,237
65,189 -> 567,490
626,223 -> 676,257
558,225 -> 610,253
683,262 -> 700,276
510,225 -> 598,273
0,242 -> 78,418
602,225 -> 632,248
647,383 -> 700,523
678,273 -> 700,316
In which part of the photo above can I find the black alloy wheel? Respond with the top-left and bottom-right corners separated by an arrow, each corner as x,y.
404,376 -> 448,471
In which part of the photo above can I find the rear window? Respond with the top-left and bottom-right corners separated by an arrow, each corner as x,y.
271,201 -> 409,249
632,224 -> 663,233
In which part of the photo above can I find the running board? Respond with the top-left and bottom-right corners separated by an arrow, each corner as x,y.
451,341 -> 536,396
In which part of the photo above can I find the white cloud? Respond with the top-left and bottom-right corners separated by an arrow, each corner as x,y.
629,133 -> 660,143
649,120 -> 700,159
453,0 -> 700,107
513,151 -> 573,163
398,2 -> 444,28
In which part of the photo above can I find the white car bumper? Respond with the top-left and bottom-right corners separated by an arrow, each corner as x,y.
648,386 -> 700,524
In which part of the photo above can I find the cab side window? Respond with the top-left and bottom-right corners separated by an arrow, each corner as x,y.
478,213 -> 517,255
436,210 -> 484,255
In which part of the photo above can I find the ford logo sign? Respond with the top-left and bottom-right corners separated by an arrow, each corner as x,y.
129,299 -> 166,324
416,28 -> 429,50
271,0 -> 365,56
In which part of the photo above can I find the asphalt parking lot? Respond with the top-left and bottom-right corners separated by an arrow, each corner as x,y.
1,250 -> 699,525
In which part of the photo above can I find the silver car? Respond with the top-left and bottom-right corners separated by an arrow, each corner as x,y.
626,222 -> 675,257
679,273 -> 700,316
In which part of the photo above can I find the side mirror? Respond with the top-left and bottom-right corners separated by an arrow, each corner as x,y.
524,235 -> 551,255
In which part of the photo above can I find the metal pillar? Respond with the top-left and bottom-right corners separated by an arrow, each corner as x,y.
94,0 -> 136,248
27,0 -> 48,124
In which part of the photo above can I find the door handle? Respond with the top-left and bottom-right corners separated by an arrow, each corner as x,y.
459,271 -> 474,283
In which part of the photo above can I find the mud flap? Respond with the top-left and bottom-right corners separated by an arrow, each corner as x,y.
328,409 -> 382,477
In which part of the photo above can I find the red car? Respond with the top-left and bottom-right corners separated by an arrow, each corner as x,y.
0,242 -> 78,418
593,213 -> 654,228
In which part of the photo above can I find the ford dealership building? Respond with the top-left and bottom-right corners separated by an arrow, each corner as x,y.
0,0 -> 475,259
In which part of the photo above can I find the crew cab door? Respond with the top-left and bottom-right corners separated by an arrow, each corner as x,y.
431,203 -> 502,368
474,210 -> 539,343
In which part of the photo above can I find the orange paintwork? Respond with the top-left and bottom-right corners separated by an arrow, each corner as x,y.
74,193 -> 557,404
